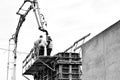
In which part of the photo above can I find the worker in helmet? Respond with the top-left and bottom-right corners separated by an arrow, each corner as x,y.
34,35 -> 47,56
46,35 -> 53,56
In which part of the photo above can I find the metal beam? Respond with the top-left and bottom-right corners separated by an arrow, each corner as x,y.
64,33 -> 91,52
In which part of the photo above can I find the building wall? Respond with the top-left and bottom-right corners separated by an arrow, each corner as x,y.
81,20 -> 120,80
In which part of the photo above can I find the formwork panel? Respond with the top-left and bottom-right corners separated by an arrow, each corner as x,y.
55,52 -> 82,80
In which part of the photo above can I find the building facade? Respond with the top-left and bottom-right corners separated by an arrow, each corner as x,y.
81,20 -> 120,80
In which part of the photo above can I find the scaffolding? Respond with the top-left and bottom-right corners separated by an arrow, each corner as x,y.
22,33 -> 91,80
22,52 -> 82,80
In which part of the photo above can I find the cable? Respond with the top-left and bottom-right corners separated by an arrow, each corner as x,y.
0,47 -> 28,54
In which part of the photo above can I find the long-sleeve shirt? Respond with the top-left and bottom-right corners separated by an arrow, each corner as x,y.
34,38 -> 47,48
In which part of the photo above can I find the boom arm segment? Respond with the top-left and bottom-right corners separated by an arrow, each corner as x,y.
13,5 -> 32,44
32,0 -> 48,35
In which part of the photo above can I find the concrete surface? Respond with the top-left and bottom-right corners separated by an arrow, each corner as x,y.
81,20 -> 120,80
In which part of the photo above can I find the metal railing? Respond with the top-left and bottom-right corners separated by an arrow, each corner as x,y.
22,49 -> 37,74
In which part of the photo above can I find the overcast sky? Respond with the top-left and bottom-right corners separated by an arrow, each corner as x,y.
0,0 -> 120,80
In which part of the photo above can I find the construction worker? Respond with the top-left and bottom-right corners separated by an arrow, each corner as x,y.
34,35 -> 47,56
39,27 -> 53,56
46,35 -> 53,56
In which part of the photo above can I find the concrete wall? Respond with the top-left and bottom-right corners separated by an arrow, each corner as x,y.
81,20 -> 120,80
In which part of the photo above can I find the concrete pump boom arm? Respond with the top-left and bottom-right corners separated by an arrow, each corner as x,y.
13,0 -> 48,44
8,1 -> 49,80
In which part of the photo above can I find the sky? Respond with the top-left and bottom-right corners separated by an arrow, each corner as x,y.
0,0 -> 120,80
